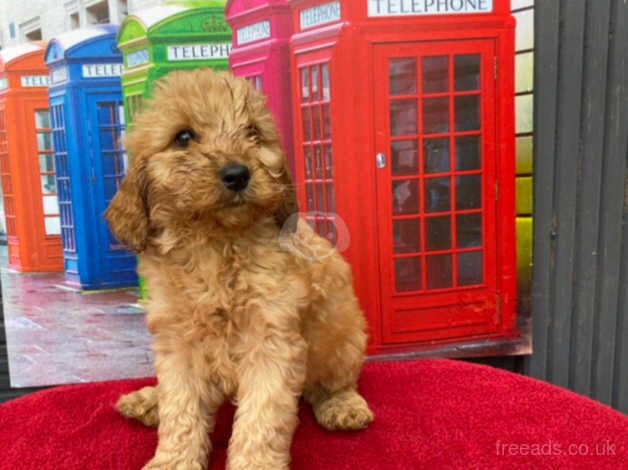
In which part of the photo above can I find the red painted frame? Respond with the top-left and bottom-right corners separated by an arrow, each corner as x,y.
288,0 -> 516,355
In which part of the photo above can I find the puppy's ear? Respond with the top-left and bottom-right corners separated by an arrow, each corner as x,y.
105,158 -> 149,252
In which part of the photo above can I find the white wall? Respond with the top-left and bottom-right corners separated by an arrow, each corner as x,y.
0,0 -> 166,49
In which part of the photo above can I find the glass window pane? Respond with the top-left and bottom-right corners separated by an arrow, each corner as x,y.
516,94 -> 534,134
390,100 -> 417,136
314,146 -> 323,178
39,154 -> 55,173
456,175 -> 482,210
393,219 -> 420,254
301,68 -> 309,102
42,195 -> 59,215
458,251 -> 483,286
422,56 -> 449,94
424,177 -> 450,213
45,217 -> 61,236
324,144 -> 333,178
306,184 -> 314,210
457,213 -> 482,248
302,106 -> 311,142
454,55 -> 480,91
393,179 -> 419,215
423,97 -> 449,134
326,183 -> 335,213
455,95 -> 480,131
311,65 -> 319,101
316,183 -> 325,211
37,132 -> 52,151
515,52 -> 534,94
456,136 -> 481,171
321,63 -> 330,100
304,146 -> 313,179
391,140 -> 418,176
390,58 -> 417,96
35,110 -> 50,129
311,105 -> 321,141
425,216 -> 451,251
395,257 -> 422,292
41,174 -> 57,194
426,254 -> 452,289
322,103 -> 331,138
423,138 -> 450,174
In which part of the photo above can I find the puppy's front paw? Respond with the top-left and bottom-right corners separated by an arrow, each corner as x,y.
116,386 -> 159,427
313,389 -> 374,431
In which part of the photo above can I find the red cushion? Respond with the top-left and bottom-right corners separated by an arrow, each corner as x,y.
0,359 -> 626,469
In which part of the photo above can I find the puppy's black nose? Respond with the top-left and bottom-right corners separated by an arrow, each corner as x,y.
219,164 -> 250,192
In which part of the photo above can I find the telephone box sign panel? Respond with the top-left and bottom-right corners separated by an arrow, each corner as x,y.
82,63 -> 123,78
20,75 -> 50,87
0,78 -> 7,91
300,1 -> 341,29
367,0 -> 493,17
167,43 -> 232,61
50,66 -> 68,84
237,20 -> 271,45
126,49 -> 149,68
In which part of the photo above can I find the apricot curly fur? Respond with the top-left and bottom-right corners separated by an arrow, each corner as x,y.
106,69 -> 373,470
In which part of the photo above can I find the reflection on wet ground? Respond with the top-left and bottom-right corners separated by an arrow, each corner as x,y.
1,247 -> 153,387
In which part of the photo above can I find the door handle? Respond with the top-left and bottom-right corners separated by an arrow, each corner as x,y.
376,152 -> 386,169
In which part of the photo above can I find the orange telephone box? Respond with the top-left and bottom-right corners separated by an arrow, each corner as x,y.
289,0 -> 517,354
0,43 -> 62,272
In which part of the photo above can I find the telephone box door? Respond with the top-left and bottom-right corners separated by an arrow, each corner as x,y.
374,40 -> 502,344
88,95 -> 133,285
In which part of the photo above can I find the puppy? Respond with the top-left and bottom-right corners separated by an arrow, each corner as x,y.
106,69 -> 373,470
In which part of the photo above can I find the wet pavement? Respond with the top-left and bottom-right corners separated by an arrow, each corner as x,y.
1,248 -> 154,388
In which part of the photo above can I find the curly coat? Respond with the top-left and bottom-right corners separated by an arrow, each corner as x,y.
106,69 -> 373,470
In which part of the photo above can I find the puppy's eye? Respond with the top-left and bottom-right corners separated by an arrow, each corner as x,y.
245,124 -> 260,140
174,129 -> 196,148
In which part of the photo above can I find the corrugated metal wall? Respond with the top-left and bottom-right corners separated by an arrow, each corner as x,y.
525,0 -> 628,413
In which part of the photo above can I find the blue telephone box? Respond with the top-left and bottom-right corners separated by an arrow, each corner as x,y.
45,25 -> 137,290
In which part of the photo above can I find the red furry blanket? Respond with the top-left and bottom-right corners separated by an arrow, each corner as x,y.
0,359 -> 626,469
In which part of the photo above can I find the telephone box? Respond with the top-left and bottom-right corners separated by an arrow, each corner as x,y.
118,2 -> 230,296
45,26 -> 137,290
117,2 -> 231,127
289,0 -> 517,354
226,0 -> 295,172
0,43 -> 63,272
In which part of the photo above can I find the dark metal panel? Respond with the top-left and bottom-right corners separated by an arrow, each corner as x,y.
528,0 -> 561,380
529,0 -> 628,413
549,0 -> 586,388
591,0 -> 628,405
570,0 -> 612,396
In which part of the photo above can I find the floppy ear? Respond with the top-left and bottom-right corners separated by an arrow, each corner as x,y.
105,158 -> 149,252
274,165 -> 299,233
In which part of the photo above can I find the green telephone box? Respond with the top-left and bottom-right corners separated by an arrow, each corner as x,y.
117,1 -> 231,296
118,1 -> 230,125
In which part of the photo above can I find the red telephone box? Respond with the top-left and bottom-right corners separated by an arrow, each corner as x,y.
226,0 -> 295,172
289,0 -> 517,354
0,43 -> 63,272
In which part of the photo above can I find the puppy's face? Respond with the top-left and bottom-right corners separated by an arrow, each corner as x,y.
105,69 -> 297,251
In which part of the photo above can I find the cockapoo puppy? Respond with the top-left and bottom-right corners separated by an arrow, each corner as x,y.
106,69 -> 373,470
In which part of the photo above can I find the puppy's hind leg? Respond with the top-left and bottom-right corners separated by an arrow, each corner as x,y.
116,385 -> 159,427
304,298 -> 374,431
305,386 -> 373,431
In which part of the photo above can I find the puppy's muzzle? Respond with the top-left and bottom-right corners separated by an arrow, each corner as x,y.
219,164 -> 250,192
